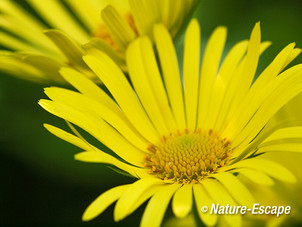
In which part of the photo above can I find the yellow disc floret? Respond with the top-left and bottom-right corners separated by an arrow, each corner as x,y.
144,129 -> 233,184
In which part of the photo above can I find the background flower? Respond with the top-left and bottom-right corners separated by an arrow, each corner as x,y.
0,0 -> 197,83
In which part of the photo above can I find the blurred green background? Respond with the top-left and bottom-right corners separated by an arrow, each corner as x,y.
1,0 -> 302,226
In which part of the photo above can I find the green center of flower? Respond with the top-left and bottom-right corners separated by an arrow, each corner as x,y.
144,129 -> 233,184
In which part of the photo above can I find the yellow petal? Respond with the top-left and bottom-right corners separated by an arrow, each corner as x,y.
129,0 -> 160,37
226,159 -> 296,183
114,178 -> 164,221
0,30 -> 39,52
28,0 -> 89,43
0,0 -> 45,31
214,41 -> 271,133
44,124 -> 91,151
233,168 -> 274,186
39,99 -> 145,167
127,38 -> 169,135
64,0 -> 102,31
44,87 -> 148,151
172,184 -> 193,218
101,5 -> 136,52
83,52 -> 159,144
261,127 -> 302,143
208,40 -> 248,130
83,37 -> 126,71
213,172 -> 254,207
22,54 -> 63,79
258,143 -> 302,154
0,54 -> 47,82
227,22 -> 261,113
224,43 -> 298,139
193,184 -> 217,227
154,24 -> 186,129
141,183 -> 181,227
0,14 -> 56,54
44,30 -> 88,69
201,178 -> 242,227
74,151 -> 144,177
59,67 -> 122,117
183,19 -> 200,131
139,36 -> 177,132
197,26 -> 227,128
82,185 -> 129,221
282,47 -> 301,70
232,70 -> 302,148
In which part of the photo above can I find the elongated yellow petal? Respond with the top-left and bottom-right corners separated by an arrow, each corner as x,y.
139,37 -> 177,132
39,100 -> 145,167
65,0 -> 102,31
140,183 -> 181,227
0,31 -> 39,52
44,30 -> 88,69
0,0 -> 46,31
197,26 -> 227,127
232,168 -> 274,186
262,127 -> 302,143
59,67 -> 122,117
28,0 -> 89,43
193,184 -> 217,227
213,172 -> 254,207
172,184 -> 193,218
208,40 -> 248,130
282,48 -> 301,70
83,52 -> 159,144
201,178 -> 242,227
214,42 -> 271,132
82,185 -> 129,221
44,124 -> 92,151
225,64 -> 302,148
44,87 -> 148,151
258,143 -> 302,154
127,39 -> 169,135
224,43 -> 298,138
250,43 -> 296,95
129,0 -> 160,38
75,151 -> 144,177
101,5 -> 136,52
125,184 -> 162,217
0,54 -> 47,82
114,178 -> 164,221
225,159 -> 296,183
0,15 -> 56,54
83,38 -> 126,71
22,54 -> 63,80
183,19 -> 200,131
154,24 -> 186,129
233,72 -> 302,148
227,22 -> 261,114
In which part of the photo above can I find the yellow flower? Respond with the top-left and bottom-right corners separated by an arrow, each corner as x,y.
0,0 -> 198,83
39,19 -> 302,227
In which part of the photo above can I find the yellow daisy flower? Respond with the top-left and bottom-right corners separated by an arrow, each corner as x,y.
39,19 -> 302,227
0,0 -> 197,83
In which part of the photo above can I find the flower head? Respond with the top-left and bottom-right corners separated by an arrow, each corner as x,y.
0,0 -> 197,83
40,19 -> 302,226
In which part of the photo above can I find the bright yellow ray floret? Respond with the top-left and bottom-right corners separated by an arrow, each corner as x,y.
40,19 -> 302,227
0,0 -> 198,83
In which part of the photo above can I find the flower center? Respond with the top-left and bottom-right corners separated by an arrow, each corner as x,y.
144,129 -> 233,184
93,12 -> 138,52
